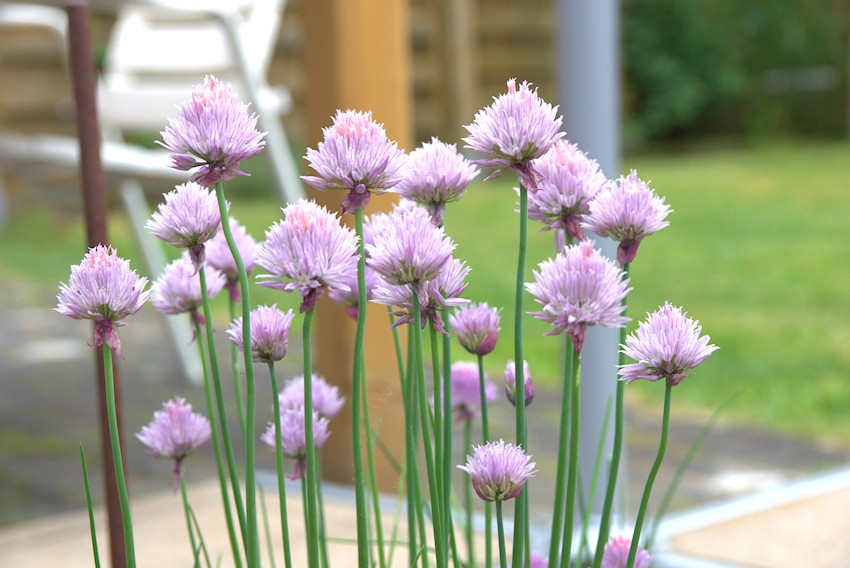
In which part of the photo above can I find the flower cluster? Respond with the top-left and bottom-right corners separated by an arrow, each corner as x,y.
620,303 -> 718,386
257,199 -> 359,312
227,304 -> 294,364
205,218 -> 259,301
528,140 -> 607,244
458,439 -> 536,502
601,535 -> 651,568
527,240 -> 630,351
464,78 -> 563,191
150,252 -> 226,321
261,374 -> 344,479
394,138 -> 479,225
584,170 -> 671,265
56,245 -> 149,358
303,109 -> 407,213
446,361 -> 498,423
136,397 -> 211,490
449,302 -> 501,356
160,75 -> 265,186
504,360 -> 535,407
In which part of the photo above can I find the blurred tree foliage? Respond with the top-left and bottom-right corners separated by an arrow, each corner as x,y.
623,0 -> 848,144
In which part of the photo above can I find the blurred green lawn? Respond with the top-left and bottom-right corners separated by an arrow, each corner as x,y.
3,140 -> 849,441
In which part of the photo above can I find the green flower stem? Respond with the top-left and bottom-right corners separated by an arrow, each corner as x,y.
229,297 -> 247,444
428,319 -> 449,558
559,346 -> 582,568
315,464 -> 331,568
352,206 -> 370,567
577,399 -> 614,567
258,484 -> 277,568
192,317 -> 244,567
476,354 -> 493,568
361,357 -> 388,568
496,500 -> 508,568
188,500 -> 213,568
214,181 -> 259,568
593,262 -> 631,568
627,382 -> 672,568
463,421 -> 475,566
397,313 -> 419,566
300,307 -> 321,568
79,445 -> 101,568
413,290 -> 446,568
511,184 -> 529,568
267,362 -> 293,568
548,337 -> 575,568
198,267 -> 248,549
181,478 -> 201,568
441,322 -> 453,559
102,345 -> 136,568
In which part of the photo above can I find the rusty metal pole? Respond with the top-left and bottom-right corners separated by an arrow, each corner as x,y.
66,2 -> 127,567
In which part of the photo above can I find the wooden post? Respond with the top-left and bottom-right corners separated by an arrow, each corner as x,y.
303,0 -> 412,492
66,2 -> 126,567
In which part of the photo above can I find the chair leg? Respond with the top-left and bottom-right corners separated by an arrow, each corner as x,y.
256,107 -> 304,205
119,178 -> 204,385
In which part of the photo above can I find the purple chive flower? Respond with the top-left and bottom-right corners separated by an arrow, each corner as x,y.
56,245 -> 149,359
302,109 -> 408,214
371,256 -> 469,333
159,75 -> 265,186
449,302 -> 501,356
151,252 -> 226,321
526,551 -> 548,568
261,408 -> 330,480
365,202 -> 455,286
619,303 -> 718,387
136,397 -> 211,490
457,439 -> 536,502
463,78 -> 563,191
448,361 -> 498,423
279,374 -> 346,420
328,264 -> 377,320
584,170 -> 672,265
205,217 -> 258,301
227,304 -> 294,363
526,240 -> 630,352
146,182 -> 225,269
601,535 -> 651,568
256,199 -> 359,313
504,360 -> 535,407
394,137 -> 479,225
528,140 -> 607,242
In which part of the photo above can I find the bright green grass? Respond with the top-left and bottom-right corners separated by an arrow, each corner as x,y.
2,140 -> 849,440
445,140 -> 850,441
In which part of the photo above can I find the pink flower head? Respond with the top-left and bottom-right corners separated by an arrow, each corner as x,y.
504,360 -> 535,407
146,182 -> 225,269
394,137 -> 479,225
584,170 -> 671,265
256,199 -> 359,313
365,202 -> 455,286
619,303 -> 718,387
205,217 -> 258,301
151,252 -> 226,320
159,75 -> 265,186
328,264 -> 377,320
136,397 -> 211,490
601,535 -> 651,568
528,140 -> 607,242
463,78 -> 563,191
457,439 -> 536,502
448,361 -> 497,423
526,240 -> 630,352
261,408 -> 330,480
56,245 -> 149,359
279,374 -> 346,420
526,551 -> 548,568
449,302 -> 501,356
227,304 -> 294,363
302,109 -> 408,214
371,256 -> 469,334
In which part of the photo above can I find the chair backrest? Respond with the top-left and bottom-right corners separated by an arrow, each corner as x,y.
99,0 -> 286,132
